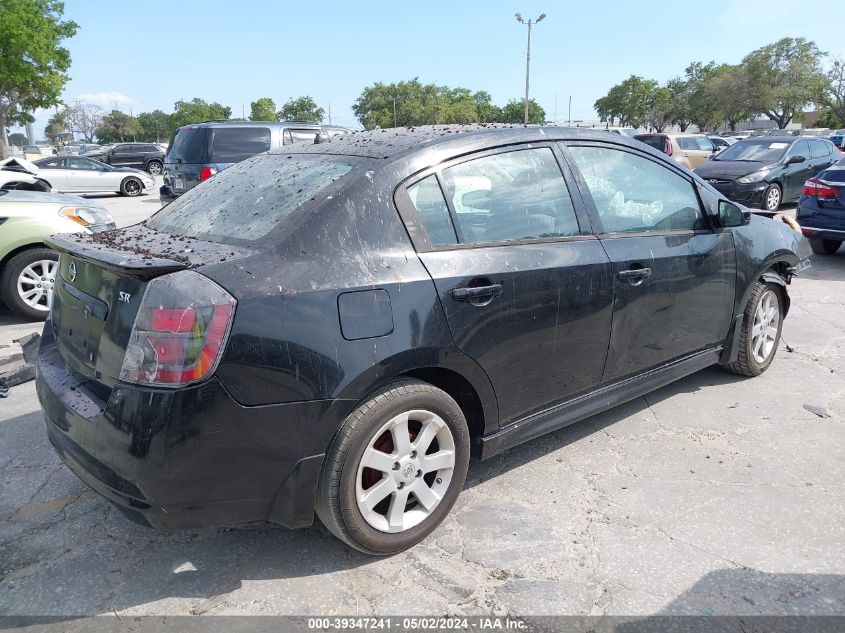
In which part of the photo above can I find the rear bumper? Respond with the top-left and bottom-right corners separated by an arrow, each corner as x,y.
35,321 -> 336,530
796,200 -> 845,241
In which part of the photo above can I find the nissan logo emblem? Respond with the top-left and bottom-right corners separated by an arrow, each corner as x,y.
68,261 -> 77,283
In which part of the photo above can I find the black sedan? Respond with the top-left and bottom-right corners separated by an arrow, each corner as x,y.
694,136 -> 840,211
36,126 -> 810,555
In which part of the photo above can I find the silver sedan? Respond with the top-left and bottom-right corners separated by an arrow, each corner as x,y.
31,156 -> 155,197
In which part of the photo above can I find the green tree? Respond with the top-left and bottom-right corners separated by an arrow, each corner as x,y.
743,37 -> 827,128
137,110 -> 173,142
96,109 -> 139,143
705,65 -> 755,131
594,76 -> 658,128
817,57 -> 845,128
473,91 -> 502,123
8,132 -> 27,147
684,62 -> 724,132
0,0 -> 78,156
354,79 -> 443,128
45,108 -> 69,144
665,77 -> 692,131
249,97 -> 279,122
279,96 -> 324,122
644,87 -> 673,132
500,98 -> 546,124
170,98 -> 231,129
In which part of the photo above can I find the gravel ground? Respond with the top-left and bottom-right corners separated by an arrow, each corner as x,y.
0,197 -> 842,621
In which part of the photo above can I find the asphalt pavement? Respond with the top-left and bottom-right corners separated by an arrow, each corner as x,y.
0,191 -> 842,620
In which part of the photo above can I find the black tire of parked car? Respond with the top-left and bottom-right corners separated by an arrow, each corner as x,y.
120,177 -> 143,197
762,184 -> 782,212
315,379 -> 470,555
0,247 -> 57,321
808,238 -> 842,256
147,160 -> 163,176
722,280 -> 784,377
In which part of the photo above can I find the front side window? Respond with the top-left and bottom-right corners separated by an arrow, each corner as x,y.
809,139 -> 827,159
568,145 -> 706,233
695,137 -> 715,151
787,140 -> 810,160
677,137 -> 699,151
439,148 -> 580,243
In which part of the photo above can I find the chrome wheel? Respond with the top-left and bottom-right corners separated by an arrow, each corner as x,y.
147,162 -> 162,175
17,259 -> 57,312
765,186 -> 781,211
356,409 -> 456,533
751,289 -> 779,364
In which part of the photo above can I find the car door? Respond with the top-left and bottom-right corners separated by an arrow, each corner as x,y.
35,157 -> 70,189
562,142 -> 736,382
395,145 -> 614,426
110,144 -> 137,169
693,136 -> 716,167
781,140 -> 813,200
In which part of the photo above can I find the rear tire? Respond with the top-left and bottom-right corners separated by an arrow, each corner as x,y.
120,176 -> 142,197
315,379 -> 470,555
0,247 -> 58,321
809,238 -> 841,255
146,160 -> 163,175
723,281 -> 783,377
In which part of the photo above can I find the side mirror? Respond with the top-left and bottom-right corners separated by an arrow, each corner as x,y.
785,155 -> 806,166
718,200 -> 750,227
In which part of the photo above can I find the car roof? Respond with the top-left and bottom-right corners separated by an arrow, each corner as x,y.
275,124 -> 637,160
180,120 -> 322,130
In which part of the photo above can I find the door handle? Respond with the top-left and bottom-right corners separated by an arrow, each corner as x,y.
451,284 -> 503,302
617,268 -> 652,284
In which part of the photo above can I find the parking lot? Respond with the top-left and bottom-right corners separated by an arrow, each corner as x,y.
0,188 -> 843,619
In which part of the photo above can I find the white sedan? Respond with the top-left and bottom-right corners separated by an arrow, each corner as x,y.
0,156 -> 154,197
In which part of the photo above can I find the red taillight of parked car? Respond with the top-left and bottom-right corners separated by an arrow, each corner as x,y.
802,177 -> 839,200
663,137 -> 672,156
199,165 -> 218,182
119,271 -> 236,386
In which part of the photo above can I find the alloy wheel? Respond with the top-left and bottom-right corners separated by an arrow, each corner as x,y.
765,187 -> 781,211
355,409 -> 456,533
751,289 -> 779,364
17,259 -> 57,311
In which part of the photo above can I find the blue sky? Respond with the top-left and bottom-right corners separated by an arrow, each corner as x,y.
19,0 -> 845,138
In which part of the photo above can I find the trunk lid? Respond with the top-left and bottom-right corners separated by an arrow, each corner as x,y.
46,225 -> 249,391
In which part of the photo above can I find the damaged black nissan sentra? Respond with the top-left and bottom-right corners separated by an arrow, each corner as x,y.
36,125 -> 810,554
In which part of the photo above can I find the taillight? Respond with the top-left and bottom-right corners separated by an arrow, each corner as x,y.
199,165 -> 218,181
663,137 -> 672,156
802,177 -> 839,200
119,271 -> 236,386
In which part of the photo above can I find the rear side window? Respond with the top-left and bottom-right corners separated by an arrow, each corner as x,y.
677,137 -> 699,150
568,145 -> 706,233
809,139 -> 828,158
146,154 -> 357,242
439,148 -> 580,243
407,176 -> 457,246
284,129 -> 320,145
211,127 -> 271,163
695,137 -> 714,151
167,127 -> 209,163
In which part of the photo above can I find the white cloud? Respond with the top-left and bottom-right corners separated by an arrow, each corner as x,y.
75,91 -> 136,108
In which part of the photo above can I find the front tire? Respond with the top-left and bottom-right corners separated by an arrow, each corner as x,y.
762,184 -> 782,212
120,176 -> 142,197
723,281 -> 784,377
316,379 -> 470,555
0,248 -> 58,321
809,238 -> 841,255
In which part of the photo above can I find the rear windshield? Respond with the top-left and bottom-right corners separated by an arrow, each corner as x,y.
634,135 -> 665,150
167,127 -> 209,164
145,153 -> 358,243
819,168 -> 845,183
712,139 -> 790,162
211,127 -> 271,163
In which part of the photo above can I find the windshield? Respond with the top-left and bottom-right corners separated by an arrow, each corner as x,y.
712,139 -> 790,162
146,153 -> 359,243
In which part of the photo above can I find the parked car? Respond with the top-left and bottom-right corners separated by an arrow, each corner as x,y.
708,136 -> 737,152
83,142 -> 166,175
604,126 -> 638,137
0,190 -> 113,320
0,157 -> 52,192
829,129 -> 845,149
58,144 -> 83,156
22,145 -> 43,161
694,136 -> 840,211
799,128 -> 831,138
31,156 -> 155,197
35,126 -> 811,554
796,157 -> 845,255
633,133 -> 716,169
159,121 -> 350,204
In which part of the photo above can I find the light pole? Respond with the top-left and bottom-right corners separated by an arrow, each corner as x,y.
515,12 -> 545,125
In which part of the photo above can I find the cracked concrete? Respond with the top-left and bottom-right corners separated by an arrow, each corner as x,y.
0,242 -> 844,618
